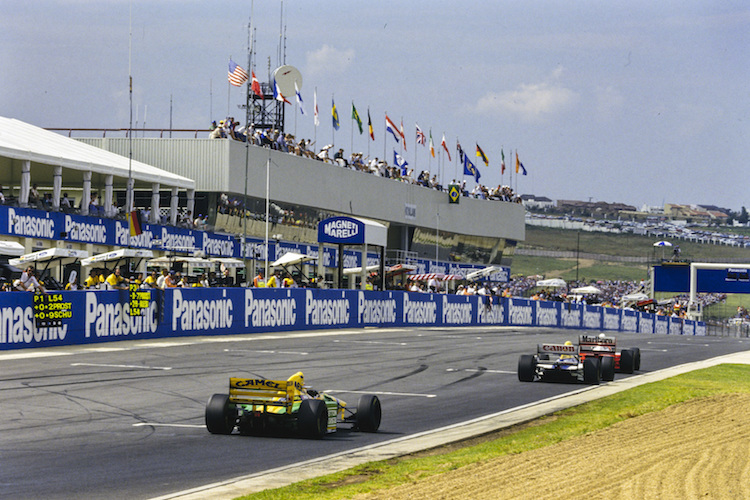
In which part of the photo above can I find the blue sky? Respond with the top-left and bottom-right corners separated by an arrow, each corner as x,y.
2,1 -> 748,210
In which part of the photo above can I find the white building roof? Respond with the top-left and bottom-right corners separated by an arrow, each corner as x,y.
0,117 -> 195,190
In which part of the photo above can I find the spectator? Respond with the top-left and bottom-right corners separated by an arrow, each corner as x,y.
155,269 -> 168,289
253,269 -> 265,287
83,269 -> 100,289
266,269 -> 280,288
164,270 -> 179,288
143,270 -> 160,289
60,192 -> 71,211
105,267 -> 128,290
29,183 -> 41,208
13,266 -> 46,293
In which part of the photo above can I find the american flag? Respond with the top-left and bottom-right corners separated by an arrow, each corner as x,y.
416,124 -> 426,145
228,59 -> 249,87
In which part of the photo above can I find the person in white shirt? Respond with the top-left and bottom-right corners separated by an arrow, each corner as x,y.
14,266 -> 46,293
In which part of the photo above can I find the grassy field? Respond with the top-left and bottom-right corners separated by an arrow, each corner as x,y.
521,226 -> 750,262
511,254 -> 649,282
239,364 -> 750,500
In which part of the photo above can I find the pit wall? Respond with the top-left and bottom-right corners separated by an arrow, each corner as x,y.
0,289 -> 706,350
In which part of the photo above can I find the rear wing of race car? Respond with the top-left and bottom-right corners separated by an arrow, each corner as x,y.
228,371 -> 305,413
537,343 -> 578,356
578,334 -> 617,354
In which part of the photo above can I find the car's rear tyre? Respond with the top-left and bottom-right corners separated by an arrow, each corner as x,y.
356,395 -> 382,432
630,347 -> 641,371
600,356 -> 615,381
583,357 -> 601,385
205,394 -> 235,435
298,399 -> 327,438
620,349 -> 635,374
518,354 -> 537,382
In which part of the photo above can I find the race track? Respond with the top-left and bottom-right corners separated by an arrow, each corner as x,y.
1,327 -> 747,499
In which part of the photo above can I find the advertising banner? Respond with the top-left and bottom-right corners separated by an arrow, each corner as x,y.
0,286 -> 706,351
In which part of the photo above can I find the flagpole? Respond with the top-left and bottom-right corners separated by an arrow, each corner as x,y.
350,101 -> 354,156
313,87 -> 317,154
331,93 -> 334,149
243,8 -> 253,280
413,125 -> 418,175
382,112 -> 386,163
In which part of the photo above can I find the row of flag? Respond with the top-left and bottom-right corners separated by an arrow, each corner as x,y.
228,59 -> 528,183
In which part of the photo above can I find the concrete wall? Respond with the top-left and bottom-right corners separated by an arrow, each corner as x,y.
80,138 -> 525,243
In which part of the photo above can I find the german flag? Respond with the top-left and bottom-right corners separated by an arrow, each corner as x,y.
476,143 -> 489,166
127,210 -> 142,236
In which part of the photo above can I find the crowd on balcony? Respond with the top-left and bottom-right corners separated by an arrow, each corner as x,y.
209,118 -> 522,203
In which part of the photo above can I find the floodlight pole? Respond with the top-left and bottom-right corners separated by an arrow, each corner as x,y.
576,229 -> 581,281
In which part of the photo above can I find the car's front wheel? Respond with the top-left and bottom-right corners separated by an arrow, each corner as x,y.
356,395 -> 382,432
600,356 -> 615,381
518,354 -> 537,382
620,349 -> 635,374
583,357 -> 601,385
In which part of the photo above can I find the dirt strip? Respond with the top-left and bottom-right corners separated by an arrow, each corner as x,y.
355,393 -> 750,500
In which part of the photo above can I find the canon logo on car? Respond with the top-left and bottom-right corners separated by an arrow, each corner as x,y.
542,344 -> 576,352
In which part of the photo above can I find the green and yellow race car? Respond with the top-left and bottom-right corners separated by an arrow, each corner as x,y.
205,371 -> 381,438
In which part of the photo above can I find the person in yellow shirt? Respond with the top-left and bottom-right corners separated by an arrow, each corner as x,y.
105,267 -> 128,290
83,270 -> 100,289
143,270 -> 159,289
266,270 -> 279,288
282,273 -> 295,288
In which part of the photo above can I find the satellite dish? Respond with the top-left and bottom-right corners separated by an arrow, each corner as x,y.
272,65 -> 302,98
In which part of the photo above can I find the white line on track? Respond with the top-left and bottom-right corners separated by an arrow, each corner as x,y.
647,341 -> 710,347
324,389 -> 436,398
333,339 -> 407,346
446,368 -> 515,374
132,423 -> 204,429
224,349 -> 308,355
70,362 -> 172,371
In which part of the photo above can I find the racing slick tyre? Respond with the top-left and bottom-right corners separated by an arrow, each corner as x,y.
518,354 -> 537,382
298,399 -> 327,438
620,349 -> 636,374
205,394 -> 235,435
583,357 -> 601,385
600,356 -> 615,381
630,347 -> 641,371
356,395 -> 382,433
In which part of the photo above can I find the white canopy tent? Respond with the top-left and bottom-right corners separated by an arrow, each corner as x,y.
466,266 -> 500,281
9,247 -> 89,289
270,252 -> 313,267
536,278 -> 567,288
569,285 -> 602,294
0,240 -> 25,257
9,247 -> 89,267
0,117 -> 196,224
81,248 -> 155,267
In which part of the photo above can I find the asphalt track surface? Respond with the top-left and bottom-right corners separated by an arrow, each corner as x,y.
1,327 -> 748,500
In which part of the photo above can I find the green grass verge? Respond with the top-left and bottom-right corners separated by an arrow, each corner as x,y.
511,254 -> 648,282
237,364 -> 750,500
521,226 -> 750,262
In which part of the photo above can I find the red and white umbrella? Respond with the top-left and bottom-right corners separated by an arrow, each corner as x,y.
408,273 -> 462,281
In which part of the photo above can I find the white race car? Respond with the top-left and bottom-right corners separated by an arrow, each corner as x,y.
518,342 -> 614,384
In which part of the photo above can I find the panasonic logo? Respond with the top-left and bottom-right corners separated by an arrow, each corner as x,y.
8,208 -> 55,238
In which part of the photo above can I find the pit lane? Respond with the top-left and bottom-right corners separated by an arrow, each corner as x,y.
0,327 -> 746,499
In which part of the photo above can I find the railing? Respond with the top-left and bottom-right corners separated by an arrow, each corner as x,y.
45,128 -> 210,139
